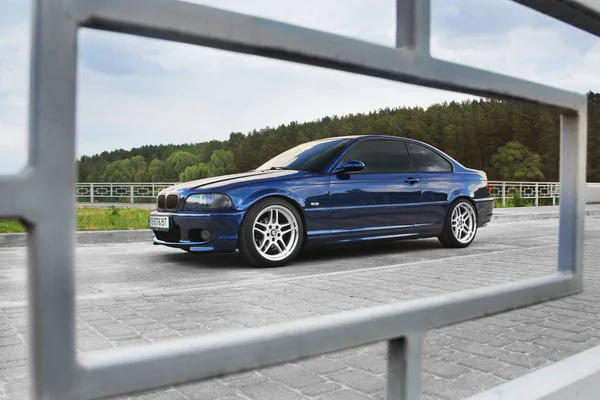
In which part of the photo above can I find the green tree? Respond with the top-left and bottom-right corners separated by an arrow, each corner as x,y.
148,159 -> 170,182
491,140 -> 545,181
180,163 -> 209,182
129,155 -> 149,182
207,149 -> 237,177
75,91 -> 600,183
165,151 -> 200,180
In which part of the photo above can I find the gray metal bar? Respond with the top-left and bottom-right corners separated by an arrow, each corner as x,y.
558,111 -> 586,281
387,334 -> 423,400
9,1 -> 590,399
0,173 -> 32,218
396,0 -> 430,55
514,0 -> 600,38
75,273 -> 575,399
26,0 -> 80,399
466,343 -> 600,400
71,0 -> 585,112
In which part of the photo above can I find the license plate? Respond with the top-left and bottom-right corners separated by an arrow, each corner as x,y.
149,215 -> 169,230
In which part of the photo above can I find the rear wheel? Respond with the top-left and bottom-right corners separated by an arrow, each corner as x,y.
238,198 -> 304,267
438,199 -> 478,248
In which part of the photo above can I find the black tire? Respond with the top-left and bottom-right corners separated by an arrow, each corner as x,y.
238,197 -> 305,267
438,198 -> 478,248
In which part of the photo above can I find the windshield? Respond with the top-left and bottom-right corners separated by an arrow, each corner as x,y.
256,138 -> 352,172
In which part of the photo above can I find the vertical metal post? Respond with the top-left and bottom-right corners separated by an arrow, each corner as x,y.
27,0 -> 79,398
387,334 -> 423,400
535,182 -> 539,207
520,182 -> 523,200
558,108 -> 587,286
130,185 -> 134,204
396,0 -> 430,56
90,183 -> 94,203
502,182 -> 506,207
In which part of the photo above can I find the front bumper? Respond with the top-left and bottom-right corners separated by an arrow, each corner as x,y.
149,210 -> 245,252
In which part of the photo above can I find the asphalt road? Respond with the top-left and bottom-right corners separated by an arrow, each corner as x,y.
0,218 -> 575,305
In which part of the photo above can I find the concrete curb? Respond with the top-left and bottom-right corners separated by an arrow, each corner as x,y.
0,230 -> 154,248
491,208 -> 600,222
2,210 -> 599,247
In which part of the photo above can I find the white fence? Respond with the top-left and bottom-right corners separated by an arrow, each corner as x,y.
76,181 -> 600,206
490,181 -> 560,206
76,182 -> 174,203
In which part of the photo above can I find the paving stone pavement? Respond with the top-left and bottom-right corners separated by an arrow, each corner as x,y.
1,218 -> 600,399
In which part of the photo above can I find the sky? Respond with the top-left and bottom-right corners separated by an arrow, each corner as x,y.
0,0 -> 599,174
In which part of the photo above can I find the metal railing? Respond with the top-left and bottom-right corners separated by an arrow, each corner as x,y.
0,0 -> 598,399
490,181 -> 561,207
76,182 -> 173,203
75,181 -> 600,206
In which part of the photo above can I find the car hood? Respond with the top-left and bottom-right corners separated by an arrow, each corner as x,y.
163,169 -> 313,193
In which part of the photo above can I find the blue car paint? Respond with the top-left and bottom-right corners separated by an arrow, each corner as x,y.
149,135 -> 494,253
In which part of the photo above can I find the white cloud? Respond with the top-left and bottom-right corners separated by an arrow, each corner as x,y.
0,2 -> 30,174
0,0 -> 599,175
431,25 -> 599,92
75,40 -> 473,157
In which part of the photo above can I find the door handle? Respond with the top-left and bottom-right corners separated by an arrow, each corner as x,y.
404,177 -> 420,184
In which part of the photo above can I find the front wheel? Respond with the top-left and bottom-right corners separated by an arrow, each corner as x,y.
438,199 -> 478,248
238,198 -> 304,267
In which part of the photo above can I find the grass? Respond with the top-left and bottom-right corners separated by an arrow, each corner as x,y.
494,197 -> 559,208
0,206 -> 150,234
77,206 -> 150,231
0,219 -> 26,234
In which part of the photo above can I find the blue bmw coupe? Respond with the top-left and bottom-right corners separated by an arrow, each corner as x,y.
149,135 -> 494,267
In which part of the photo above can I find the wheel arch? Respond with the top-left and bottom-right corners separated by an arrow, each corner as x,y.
451,195 -> 478,212
238,193 -> 308,244
447,192 -> 479,218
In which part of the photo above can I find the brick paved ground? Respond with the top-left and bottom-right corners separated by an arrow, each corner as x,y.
1,217 -> 600,399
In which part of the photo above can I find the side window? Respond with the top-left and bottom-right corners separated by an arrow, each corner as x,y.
407,143 -> 453,172
343,140 -> 411,173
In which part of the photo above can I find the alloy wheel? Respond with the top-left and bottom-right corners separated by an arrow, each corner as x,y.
451,202 -> 477,244
252,205 -> 299,261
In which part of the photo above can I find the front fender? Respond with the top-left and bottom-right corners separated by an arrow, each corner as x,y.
236,188 -> 306,211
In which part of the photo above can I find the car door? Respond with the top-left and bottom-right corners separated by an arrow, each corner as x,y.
329,138 -> 422,236
405,142 -> 455,227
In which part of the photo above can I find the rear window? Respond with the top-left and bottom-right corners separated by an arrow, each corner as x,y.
407,143 -> 453,172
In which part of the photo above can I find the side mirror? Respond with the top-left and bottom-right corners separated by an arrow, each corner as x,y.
341,160 -> 365,173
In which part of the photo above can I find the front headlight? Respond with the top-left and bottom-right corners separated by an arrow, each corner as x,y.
183,193 -> 233,211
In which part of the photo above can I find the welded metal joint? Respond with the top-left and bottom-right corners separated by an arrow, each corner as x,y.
387,334 -> 424,400
396,0 -> 430,56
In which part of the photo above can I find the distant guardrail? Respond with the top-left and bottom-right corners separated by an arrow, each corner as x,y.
76,182 -> 174,204
75,181 -> 600,205
490,181 -> 600,206
490,181 -> 560,207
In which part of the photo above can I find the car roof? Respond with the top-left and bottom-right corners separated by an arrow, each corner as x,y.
314,134 -> 407,141
317,134 -> 469,172
314,134 -> 429,145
